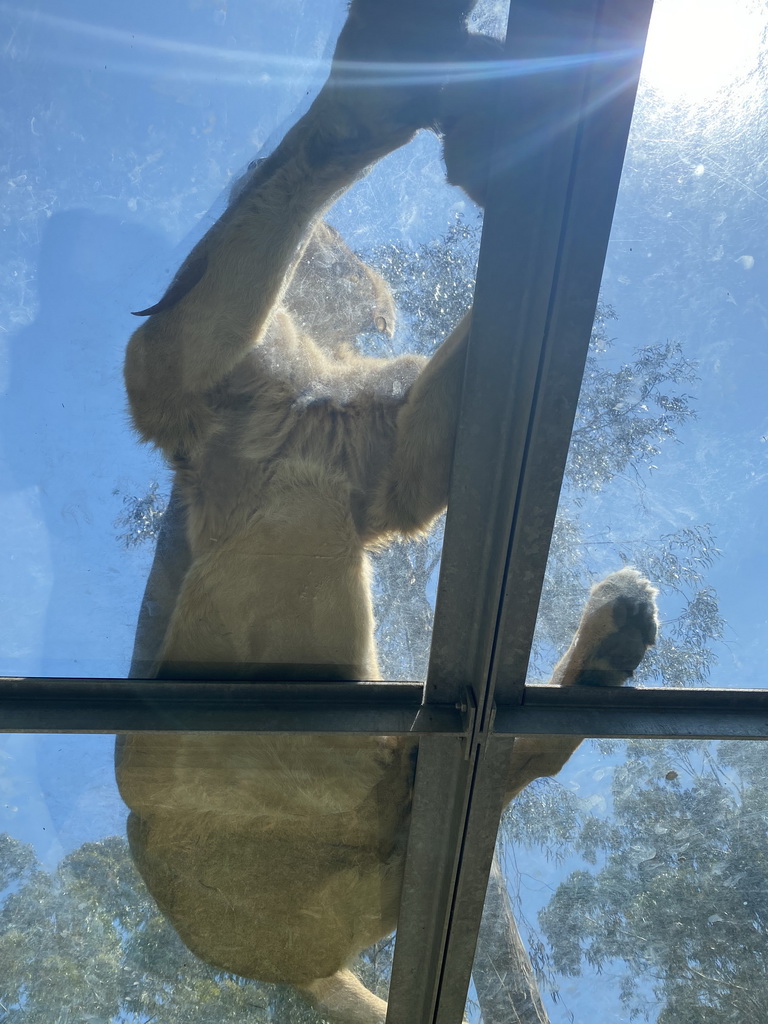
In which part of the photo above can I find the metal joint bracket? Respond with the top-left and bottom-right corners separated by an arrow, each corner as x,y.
473,701 -> 497,759
456,686 -> 478,758
460,688 -> 498,760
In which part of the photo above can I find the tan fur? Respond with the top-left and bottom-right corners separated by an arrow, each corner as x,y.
300,970 -> 391,1024
118,3 -> 660,1020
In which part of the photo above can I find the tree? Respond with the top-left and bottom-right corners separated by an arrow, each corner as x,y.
535,741 -> 768,1023
0,829 -> 403,1023
0,833 -> 272,1023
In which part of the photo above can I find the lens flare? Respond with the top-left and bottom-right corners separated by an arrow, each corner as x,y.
641,0 -> 764,102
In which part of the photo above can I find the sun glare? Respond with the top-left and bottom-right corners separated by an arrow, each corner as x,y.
641,0 -> 764,102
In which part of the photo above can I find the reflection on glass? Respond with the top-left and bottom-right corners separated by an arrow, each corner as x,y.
0,0 -> 496,680
528,0 -> 768,690
0,732 -> 417,1021
472,738 -> 768,1024
1,2 -> 506,1014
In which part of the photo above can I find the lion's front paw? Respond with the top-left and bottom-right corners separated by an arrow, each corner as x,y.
566,568 -> 659,687
437,33 -> 505,207
322,1 -> 487,153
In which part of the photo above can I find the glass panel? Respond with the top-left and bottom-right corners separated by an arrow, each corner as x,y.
469,737 -> 768,1023
0,0 -> 504,680
0,731 -> 419,1020
528,0 -> 768,690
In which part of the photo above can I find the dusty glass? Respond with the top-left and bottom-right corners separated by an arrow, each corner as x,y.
527,0 -> 768,693
0,731 -> 418,1021
468,736 -> 768,1023
0,0 -> 500,680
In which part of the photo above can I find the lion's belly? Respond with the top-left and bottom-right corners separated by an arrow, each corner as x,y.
124,458 -> 402,981
118,734 -> 416,984
128,812 -> 407,984
159,488 -> 378,679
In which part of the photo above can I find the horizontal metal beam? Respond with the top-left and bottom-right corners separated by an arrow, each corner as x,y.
524,684 -> 768,711
0,677 -> 465,735
3,678 -> 768,738
494,684 -> 768,740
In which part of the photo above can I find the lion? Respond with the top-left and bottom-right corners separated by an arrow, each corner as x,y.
117,1 -> 659,1020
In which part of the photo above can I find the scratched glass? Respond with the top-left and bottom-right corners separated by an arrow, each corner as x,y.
526,0 -> 768,693
0,731 -> 419,1020
467,736 -> 768,1024
0,0 -> 502,681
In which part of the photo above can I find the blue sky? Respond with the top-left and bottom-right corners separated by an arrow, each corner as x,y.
2,0 -> 764,682
0,0 -> 767,1020
0,0 -> 481,680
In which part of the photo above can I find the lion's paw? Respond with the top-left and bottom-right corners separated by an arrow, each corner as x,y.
572,568 -> 659,687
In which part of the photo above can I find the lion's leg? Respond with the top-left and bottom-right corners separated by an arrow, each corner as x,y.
125,113 -> 406,455
299,970 -> 389,1024
549,568 -> 659,688
365,312 -> 473,538
504,569 -> 659,802
299,967 -> 472,1024
124,0 -> 468,456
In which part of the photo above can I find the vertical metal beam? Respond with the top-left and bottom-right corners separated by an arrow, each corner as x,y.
388,1 -> 655,1022
385,737 -> 473,1024
490,0 -> 658,701
433,740 -> 514,1024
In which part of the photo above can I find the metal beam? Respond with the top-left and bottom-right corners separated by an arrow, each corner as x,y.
0,677 -> 465,735
385,736 -> 474,1024
5,677 -> 767,741
488,0 -> 661,704
434,740 -> 513,1024
494,684 -> 768,739
394,0 -> 656,1021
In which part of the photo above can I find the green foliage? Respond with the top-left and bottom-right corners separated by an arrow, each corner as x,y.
364,213 -> 480,357
372,531 -> 442,680
567,306 -> 698,495
625,528 -> 724,687
0,831 -> 397,1023
0,833 -> 274,1023
537,741 -> 768,1023
114,482 -> 168,550
500,779 -> 582,866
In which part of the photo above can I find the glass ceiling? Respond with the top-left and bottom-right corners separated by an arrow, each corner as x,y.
472,737 -> 768,1023
1,0 -> 767,1023
527,0 -> 768,693
1,0 -> 765,685
0,0 -> 499,680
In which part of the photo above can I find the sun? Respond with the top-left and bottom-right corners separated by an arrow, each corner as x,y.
641,0 -> 764,102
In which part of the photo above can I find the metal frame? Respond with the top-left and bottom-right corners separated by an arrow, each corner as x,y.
1,0 -> 764,1022
3,679 -> 768,740
390,1 -> 657,1020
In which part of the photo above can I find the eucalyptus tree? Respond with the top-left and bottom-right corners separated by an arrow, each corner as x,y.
537,741 -> 768,1024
